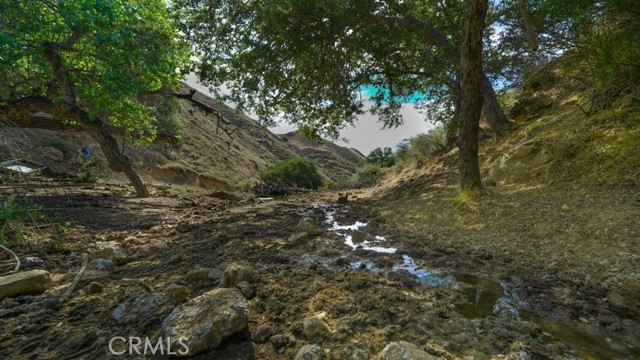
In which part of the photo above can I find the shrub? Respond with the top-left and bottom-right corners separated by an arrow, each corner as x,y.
356,162 -> 382,185
394,125 -> 449,166
366,147 -> 395,167
260,158 -> 323,190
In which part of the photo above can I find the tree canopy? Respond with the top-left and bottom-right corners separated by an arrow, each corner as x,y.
176,0 -> 519,140
0,0 -> 189,196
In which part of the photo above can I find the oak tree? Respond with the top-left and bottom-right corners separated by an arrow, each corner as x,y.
0,0 -> 189,197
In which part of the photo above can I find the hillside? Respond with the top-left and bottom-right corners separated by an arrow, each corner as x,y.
137,84 -> 364,188
0,83 -> 364,190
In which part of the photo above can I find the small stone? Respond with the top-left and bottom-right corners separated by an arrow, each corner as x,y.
235,281 -> 256,300
351,230 -> 367,244
221,262 -> 260,288
22,257 -> 45,269
84,282 -> 104,295
165,284 -> 190,303
269,334 -> 296,354
295,344 -> 324,360
122,236 -> 143,246
561,204 -> 570,211
296,218 -> 321,236
110,249 -> 129,266
337,194 -> 349,204
89,259 -> 114,271
578,317 -> 589,323
303,313 -> 333,340
184,268 -> 211,282
208,268 -> 224,282
112,292 -> 171,326
288,232 -> 309,245
41,297 -> 62,311
374,341 -> 437,360
252,325 -> 275,344
0,270 -> 53,299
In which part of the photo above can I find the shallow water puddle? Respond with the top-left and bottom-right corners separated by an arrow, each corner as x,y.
322,204 -> 454,286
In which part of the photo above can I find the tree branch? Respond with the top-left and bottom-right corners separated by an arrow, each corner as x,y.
0,97 -> 179,146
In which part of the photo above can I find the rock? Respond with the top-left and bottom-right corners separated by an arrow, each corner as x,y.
252,324 -> 275,344
89,259 -> 114,271
165,284 -> 190,303
269,334 -> 296,354
561,204 -> 570,211
221,262 -> 260,288
296,218 -> 322,236
0,270 -> 53,299
295,344 -> 324,360
184,268 -> 211,282
208,267 -> 224,282
162,288 -> 249,356
374,341 -> 437,360
351,230 -> 367,244
303,313 -> 333,340
235,281 -> 256,300
84,282 -> 104,295
288,232 -> 309,246
112,292 -> 170,325
122,236 -> 143,246
109,249 -> 129,266
488,142 -> 553,185
41,296 -> 62,311
337,193 -> 349,204
21,257 -> 44,269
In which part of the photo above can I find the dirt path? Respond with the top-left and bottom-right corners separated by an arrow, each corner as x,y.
0,181 -> 638,359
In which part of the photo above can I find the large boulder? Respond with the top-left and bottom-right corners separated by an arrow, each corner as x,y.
374,341 -> 437,360
162,288 -> 249,356
0,270 -> 53,298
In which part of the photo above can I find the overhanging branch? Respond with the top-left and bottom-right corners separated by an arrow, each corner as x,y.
0,96 -> 179,146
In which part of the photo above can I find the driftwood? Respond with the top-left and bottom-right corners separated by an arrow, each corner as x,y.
121,278 -> 153,293
61,253 -> 88,301
0,245 -> 20,276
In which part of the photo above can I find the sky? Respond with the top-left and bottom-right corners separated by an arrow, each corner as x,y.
185,75 -> 433,155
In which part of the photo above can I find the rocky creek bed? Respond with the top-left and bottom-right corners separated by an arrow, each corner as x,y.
0,184 -> 638,359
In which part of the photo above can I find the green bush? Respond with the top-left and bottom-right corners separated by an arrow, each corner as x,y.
260,158 -> 323,190
366,147 -> 395,167
356,162 -> 382,184
394,125 -> 448,166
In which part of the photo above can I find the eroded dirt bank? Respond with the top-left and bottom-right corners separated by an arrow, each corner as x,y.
0,181 -> 638,359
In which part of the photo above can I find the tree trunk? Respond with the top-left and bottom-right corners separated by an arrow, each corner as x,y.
78,118 -> 150,198
481,74 -> 512,136
388,15 -> 513,136
458,0 -> 488,190
41,40 -> 150,197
